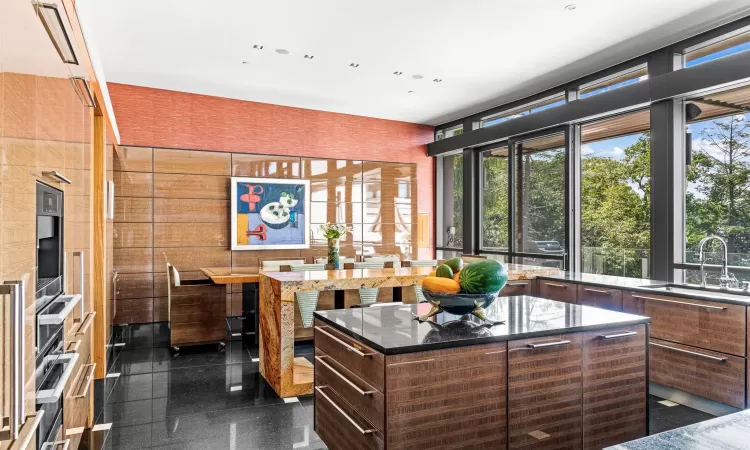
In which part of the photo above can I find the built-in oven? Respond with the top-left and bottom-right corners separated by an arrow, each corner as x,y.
36,181 -> 64,312
35,327 -> 78,449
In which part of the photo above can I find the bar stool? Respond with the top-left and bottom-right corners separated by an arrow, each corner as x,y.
279,263 -> 326,328
345,260 -> 394,306
403,259 -> 440,302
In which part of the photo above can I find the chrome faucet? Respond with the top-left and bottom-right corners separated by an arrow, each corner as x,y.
697,236 -> 735,289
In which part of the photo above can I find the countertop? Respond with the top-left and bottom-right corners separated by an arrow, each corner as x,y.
607,409 -> 750,449
538,272 -> 750,307
313,295 -> 650,354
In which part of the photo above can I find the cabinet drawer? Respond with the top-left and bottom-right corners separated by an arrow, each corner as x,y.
314,319 -> 385,391
649,338 -> 745,408
67,311 -> 95,363
538,280 -> 577,303
623,292 -> 745,356
315,385 -> 384,450
64,361 -> 96,435
314,349 -> 384,431
578,285 -> 622,311
501,281 -> 534,297
508,333 -> 583,450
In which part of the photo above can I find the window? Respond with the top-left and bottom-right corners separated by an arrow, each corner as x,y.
683,83 -> 750,285
580,110 -> 651,278
481,145 -> 509,252
437,153 -> 464,249
578,65 -> 648,99
480,93 -> 566,128
435,125 -> 463,141
684,28 -> 750,68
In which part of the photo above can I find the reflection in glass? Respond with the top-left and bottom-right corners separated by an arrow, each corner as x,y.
482,146 -> 509,251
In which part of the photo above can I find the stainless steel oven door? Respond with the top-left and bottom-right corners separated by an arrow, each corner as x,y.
37,294 -> 81,356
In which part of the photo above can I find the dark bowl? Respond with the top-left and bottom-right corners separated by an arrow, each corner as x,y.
421,289 -> 500,316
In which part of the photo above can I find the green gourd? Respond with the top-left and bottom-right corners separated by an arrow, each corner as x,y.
435,264 -> 454,279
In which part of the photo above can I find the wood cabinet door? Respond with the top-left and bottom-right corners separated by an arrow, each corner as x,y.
508,333 -> 583,450
386,343 -> 507,449
577,285 -> 623,311
622,291 -> 746,356
538,280 -> 578,303
501,280 -> 535,297
583,325 -> 647,449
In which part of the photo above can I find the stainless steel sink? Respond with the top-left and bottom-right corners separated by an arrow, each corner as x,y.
640,283 -> 750,301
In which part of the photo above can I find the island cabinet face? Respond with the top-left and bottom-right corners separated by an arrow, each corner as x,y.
538,280 -> 578,304
501,280 -> 536,297
582,325 -> 647,449
384,343 -> 508,449
508,333 -> 584,449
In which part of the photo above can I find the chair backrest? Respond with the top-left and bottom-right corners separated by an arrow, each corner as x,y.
315,257 -> 355,265
405,260 -> 439,268
262,259 -> 305,272
290,264 -> 327,272
461,254 -> 487,264
348,261 -> 391,270
364,255 -> 402,268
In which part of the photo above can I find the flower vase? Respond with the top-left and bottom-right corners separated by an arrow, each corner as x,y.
327,238 -> 341,269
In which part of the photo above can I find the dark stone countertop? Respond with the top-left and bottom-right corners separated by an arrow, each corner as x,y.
607,409 -> 750,449
313,295 -> 650,355
538,272 -> 750,307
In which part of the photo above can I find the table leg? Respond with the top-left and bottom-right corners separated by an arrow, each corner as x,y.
334,289 -> 346,309
242,282 -> 259,346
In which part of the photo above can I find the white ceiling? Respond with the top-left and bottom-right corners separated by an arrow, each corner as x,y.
77,0 -> 750,126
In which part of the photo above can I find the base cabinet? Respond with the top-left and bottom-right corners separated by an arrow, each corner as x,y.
538,280 -> 577,303
313,320 -> 647,450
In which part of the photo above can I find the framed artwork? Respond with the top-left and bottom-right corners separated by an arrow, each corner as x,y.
230,177 -> 310,250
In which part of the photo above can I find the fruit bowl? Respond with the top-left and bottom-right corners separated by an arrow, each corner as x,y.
418,289 -> 501,323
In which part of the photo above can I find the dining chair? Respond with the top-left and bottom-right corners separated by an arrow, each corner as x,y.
402,259 -> 440,302
279,263 -> 326,328
364,255 -> 402,268
344,260 -> 395,306
261,259 -> 305,272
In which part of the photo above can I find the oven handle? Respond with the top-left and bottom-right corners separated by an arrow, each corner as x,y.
0,280 -> 26,441
72,251 -> 84,318
36,353 -> 80,404
37,294 -> 82,325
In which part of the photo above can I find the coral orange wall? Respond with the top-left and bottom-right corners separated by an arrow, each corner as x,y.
107,83 -> 435,257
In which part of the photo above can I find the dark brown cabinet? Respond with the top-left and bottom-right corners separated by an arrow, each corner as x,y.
577,285 -> 622,311
508,334 -> 583,450
501,280 -> 536,297
538,280 -> 578,303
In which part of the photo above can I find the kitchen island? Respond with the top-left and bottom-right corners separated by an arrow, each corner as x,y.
313,296 -> 651,450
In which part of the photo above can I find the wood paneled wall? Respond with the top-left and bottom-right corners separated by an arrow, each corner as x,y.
112,146 -> 419,324
107,83 -> 435,260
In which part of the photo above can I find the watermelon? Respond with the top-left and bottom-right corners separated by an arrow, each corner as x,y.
443,257 -> 463,274
435,264 -> 454,279
458,259 -> 508,294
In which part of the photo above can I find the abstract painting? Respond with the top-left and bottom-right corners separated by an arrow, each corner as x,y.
230,177 -> 310,250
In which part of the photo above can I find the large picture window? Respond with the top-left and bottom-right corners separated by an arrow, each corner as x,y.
436,153 -> 464,250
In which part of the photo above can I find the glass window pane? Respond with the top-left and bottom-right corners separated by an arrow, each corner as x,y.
481,93 -> 565,128
437,249 -> 462,260
437,153 -> 463,249
513,133 -> 566,258
685,29 -> 750,68
685,85 -> 750,272
580,110 -> 651,278
481,146 -> 509,251
579,66 -> 648,99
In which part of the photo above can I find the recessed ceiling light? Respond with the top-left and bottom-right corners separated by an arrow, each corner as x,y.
433,78 -> 443,83
412,74 -> 424,80
393,71 -> 403,76
350,63 -> 360,67
408,90 -> 415,93
304,54 -> 314,59
253,45 -> 264,50
242,61 -> 249,64
565,4 -> 576,10
276,49 -> 290,55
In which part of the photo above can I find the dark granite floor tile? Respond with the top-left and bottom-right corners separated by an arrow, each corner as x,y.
111,347 -> 157,376
115,323 -> 157,350
153,322 -> 170,348
153,340 -> 252,372
647,396 -> 716,436
107,422 -> 153,450
109,373 -> 155,403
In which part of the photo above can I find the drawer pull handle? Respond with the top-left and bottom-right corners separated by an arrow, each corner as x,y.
599,331 -> 637,339
650,342 -> 727,362
76,311 -> 96,336
508,282 -> 529,287
315,356 -> 377,396
631,295 -> 726,310
545,283 -> 567,289
584,288 -> 611,295
315,386 -> 376,435
315,326 -> 376,358
67,340 -> 81,353
43,439 -> 70,450
73,364 -> 96,398
527,340 -> 570,349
